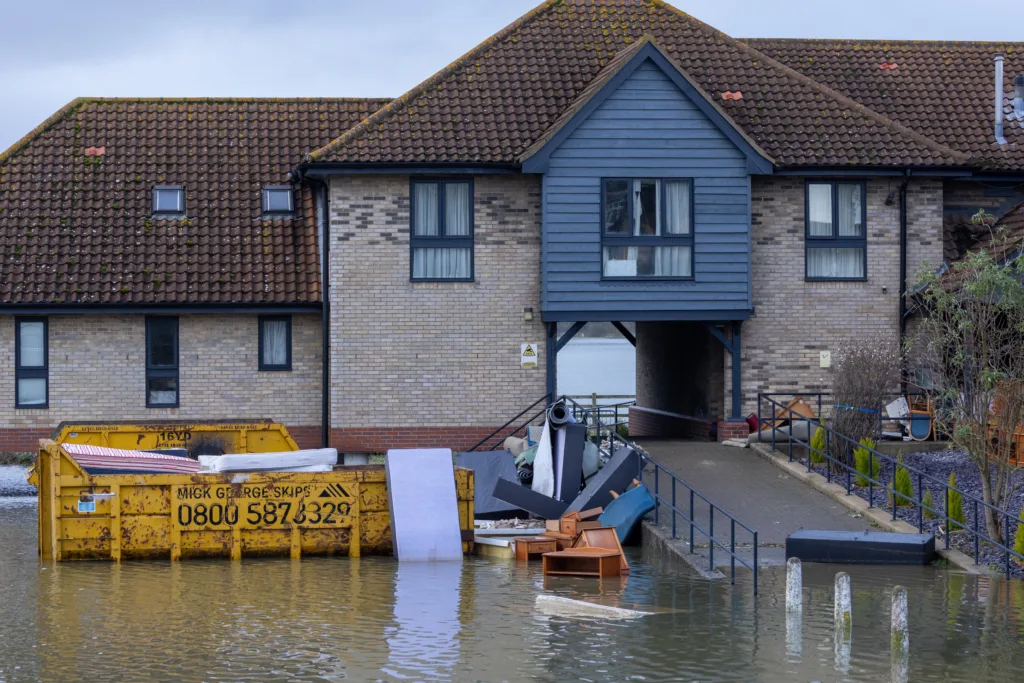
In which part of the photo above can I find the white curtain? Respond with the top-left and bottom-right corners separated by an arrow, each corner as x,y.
18,378 -> 46,405
808,184 -> 833,236
413,248 -> 470,279
19,321 -> 44,367
148,379 -> 177,406
262,320 -> 288,366
603,247 -> 639,276
632,180 -> 658,235
664,180 -> 691,235
444,183 -> 470,236
414,184 -> 439,236
837,184 -> 862,236
655,246 -> 692,277
807,247 -> 864,278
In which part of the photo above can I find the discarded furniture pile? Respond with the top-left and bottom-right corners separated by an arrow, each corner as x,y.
457,399 -> 656,571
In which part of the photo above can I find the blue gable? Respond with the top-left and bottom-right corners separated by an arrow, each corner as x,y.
536,53 -> 762,322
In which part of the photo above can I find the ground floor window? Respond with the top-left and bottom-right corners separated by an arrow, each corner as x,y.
259,315 -> 292,370
15,317 -> 47,408
805,181 -> 867,280
146,317 -> 179,407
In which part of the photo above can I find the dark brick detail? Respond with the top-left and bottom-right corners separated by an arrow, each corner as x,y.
717,420 -> 751,442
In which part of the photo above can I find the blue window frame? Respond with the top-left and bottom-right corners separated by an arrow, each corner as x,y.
805,181 -> 867,281
146,317 -> 179,408
15,317 -> 48,409
601,178 -> 694,280
409,178 -> 474,282
258,315 -> 292,371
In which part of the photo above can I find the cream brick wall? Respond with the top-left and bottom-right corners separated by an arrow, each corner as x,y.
0,313 -> 322,428
734,177 -> 944,414
328,175 -> 545,428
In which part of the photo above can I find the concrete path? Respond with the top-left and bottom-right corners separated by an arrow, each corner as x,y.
636,439 -> 868,569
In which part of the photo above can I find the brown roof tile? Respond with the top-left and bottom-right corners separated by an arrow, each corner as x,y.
308,0 -> 967,168
745,37 -> 1024,169
0,97 -> 390,306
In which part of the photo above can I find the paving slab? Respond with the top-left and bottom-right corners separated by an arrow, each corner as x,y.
636,439 -> 867,565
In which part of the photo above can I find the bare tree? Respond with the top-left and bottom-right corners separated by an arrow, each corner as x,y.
910,229 -> 1024,544
830,336 -> 902,449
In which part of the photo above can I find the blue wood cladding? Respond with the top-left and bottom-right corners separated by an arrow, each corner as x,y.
540,59 -> 754,321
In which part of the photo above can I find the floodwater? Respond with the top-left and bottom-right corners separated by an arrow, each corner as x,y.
4,480 -> 1024,681
557,338 -> 635,397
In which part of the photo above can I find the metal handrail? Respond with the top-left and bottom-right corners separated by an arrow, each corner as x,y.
465,394 -> 551,452
757,393 -> 1024,579
623,432 -> 758,594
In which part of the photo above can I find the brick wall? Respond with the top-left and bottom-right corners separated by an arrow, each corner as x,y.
328,175 -> 546,452
734,177 -> 944,415
0,313 -> 322,451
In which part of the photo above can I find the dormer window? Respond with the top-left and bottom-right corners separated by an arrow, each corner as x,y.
262,186 -> 294,215
153,186 -> 184,216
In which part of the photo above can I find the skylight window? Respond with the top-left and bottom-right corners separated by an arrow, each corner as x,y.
153,186 -> 184,216
262,186 -> 294,215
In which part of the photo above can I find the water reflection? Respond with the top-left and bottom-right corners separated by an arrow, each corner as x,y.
384,562 -> 463,680
3,496 -> 1024,682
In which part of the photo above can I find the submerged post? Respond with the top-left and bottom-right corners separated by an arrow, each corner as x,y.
834,571 -> 852,674
786,557 -> 802,612
891,585 -> 910,683
834,572 -> 852,639
785,557 -> 802,658
891,586 -> 909,653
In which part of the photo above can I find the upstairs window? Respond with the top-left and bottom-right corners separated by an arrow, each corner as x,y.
410,179 -> 473,281
153,186 -> 185,216
601,178 -> 693,279
146,317 -> 179,407
262,186 -> 294,215
15,317 -> 48,408
258,315 -> 292,371
805,181 -> 866,280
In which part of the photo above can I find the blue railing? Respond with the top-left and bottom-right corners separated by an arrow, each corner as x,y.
757,393 -> 1024,579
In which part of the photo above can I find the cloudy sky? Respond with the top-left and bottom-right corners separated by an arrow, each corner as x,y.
3,0 -> 1023,150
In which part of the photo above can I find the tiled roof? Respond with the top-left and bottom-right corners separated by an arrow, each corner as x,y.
308,0 -> 968,168
745,38 -> 1024,169
0,97 -> 389,306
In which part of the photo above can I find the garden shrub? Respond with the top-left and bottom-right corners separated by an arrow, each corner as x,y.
922,489 -> 935,519
890,457 -> 915,507
1014,508 -> 1024,564
946,472 -> 966,531
809,425 -> 827,465
853,438 -> 880,486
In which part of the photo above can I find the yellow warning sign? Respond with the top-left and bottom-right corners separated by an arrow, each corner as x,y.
521,343 -> 538,368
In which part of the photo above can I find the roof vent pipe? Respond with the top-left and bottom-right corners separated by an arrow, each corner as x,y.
995,54 -> 1007,144
1014,74 -> 1024,120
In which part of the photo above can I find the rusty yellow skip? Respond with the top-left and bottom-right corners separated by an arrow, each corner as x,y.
31,422 -> 474,562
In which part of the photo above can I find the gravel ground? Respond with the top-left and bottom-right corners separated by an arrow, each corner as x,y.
799,448 -> 1024,578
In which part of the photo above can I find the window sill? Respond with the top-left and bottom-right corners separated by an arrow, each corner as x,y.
804,277 -> 868,283
15,404 -> 49,410
258,366 -> 292,372
600,277 -> 696,283
411,279 -> 476,286
152,213 -> 187,221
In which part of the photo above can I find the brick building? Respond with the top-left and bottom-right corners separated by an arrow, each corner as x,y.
3,0 -> 1024,451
